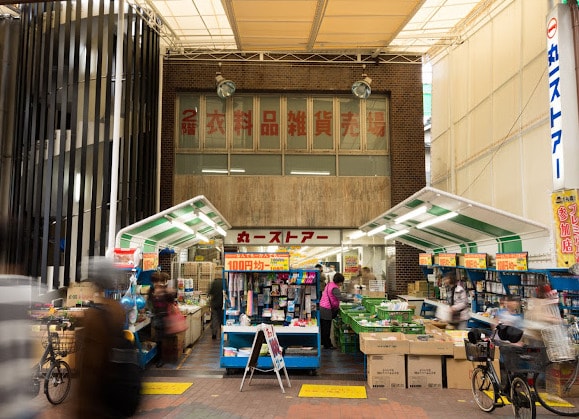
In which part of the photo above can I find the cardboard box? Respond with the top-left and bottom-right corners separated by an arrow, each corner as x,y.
367,354 -> 406,388
406,334 -> 454,355
407,355 -> 443,388
446,358 -> 501,389
546,362 -> 579,397
414,281 -> 429,291
359,332 -> 409,355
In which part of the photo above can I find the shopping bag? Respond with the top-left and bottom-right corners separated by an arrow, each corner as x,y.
435,304 -> 452,322
164,302 -> 188,335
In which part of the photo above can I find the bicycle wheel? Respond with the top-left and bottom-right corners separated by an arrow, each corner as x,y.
44,360 -> 71,405
471,366 -> 496,412
511,376 -> 535,419
534,362 -> 579,416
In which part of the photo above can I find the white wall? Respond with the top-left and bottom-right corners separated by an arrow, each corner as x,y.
429,0 -> 553,231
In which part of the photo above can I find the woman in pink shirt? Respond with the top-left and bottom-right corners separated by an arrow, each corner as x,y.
319,273 -> 350,349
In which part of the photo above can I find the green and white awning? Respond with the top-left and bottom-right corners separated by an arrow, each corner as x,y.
359,187 -> 551,254
115,195 -> 231,252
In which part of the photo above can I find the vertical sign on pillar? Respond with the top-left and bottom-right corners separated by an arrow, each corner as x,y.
552,189 -> 579,267
547,4 -> 579,190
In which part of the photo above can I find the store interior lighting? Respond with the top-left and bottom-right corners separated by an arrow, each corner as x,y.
367,224 -> 387,236
394,205 -> 428,224
196,211 -> 227,236
416,211 -> 458,229
384,229 -> 409,240
165,216 -> 209,242
348,230 -> 366,240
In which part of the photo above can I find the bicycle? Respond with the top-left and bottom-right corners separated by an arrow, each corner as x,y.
31,317 -> 80,405
466,323 -> 579,418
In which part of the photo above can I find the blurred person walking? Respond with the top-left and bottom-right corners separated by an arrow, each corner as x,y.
148,271 -> 175,367
76,258 -> 142,418
0,216 -> 38,418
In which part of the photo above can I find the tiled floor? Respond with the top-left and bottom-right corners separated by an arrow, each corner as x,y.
32,323 -> 563,418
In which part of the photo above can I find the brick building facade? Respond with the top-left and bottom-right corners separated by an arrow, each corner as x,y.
161,58 -> 425,293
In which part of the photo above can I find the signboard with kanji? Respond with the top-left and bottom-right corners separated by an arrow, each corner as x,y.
552,189 -> 579,267
437,253 -> 457,267
418,253 -> 433,266
495,252 -> 528,271
224,252 -> 290,271
225,229 -> 341,246
463,253 -> 488,269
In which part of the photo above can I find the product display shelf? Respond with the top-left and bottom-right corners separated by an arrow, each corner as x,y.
220,263 -> 320,371
423,264 -> 571,319
221,325 -> 320,369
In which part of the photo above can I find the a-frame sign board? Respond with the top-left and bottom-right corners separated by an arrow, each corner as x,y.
239,323 -> 291,393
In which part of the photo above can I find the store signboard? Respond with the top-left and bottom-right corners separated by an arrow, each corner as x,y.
225,229 -> 341,246
547,4 -> 579,190
551,189 -> 579,267
496,252 -> 528,271
418,253 -> 433,266
437,253 -> 457,267
463,254 -> 488,269
224,252 -> 290,271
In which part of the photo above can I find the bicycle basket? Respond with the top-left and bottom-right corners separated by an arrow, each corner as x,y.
42,331 -> 81,355
464,339 -> 495,361
500,344 -> 549,373
541,324 -> 576,362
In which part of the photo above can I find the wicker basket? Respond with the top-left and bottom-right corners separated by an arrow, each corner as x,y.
541,324 -> 576,362
464,339 -> 495,361
42,330 -> 81,355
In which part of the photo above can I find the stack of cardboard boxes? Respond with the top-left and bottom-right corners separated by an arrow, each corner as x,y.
360,325 -> 500,389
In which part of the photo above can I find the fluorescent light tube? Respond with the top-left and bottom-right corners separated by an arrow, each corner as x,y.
197,211 -> 227,237
167,217 -> 209,242
416,212 -> 458,229
384,229 -> 409,240
230,168 -> 245,173
202,169 -> 228,174
290,170 -> 330,176
367,225 -> 386,236
394,206 -> 428,224
349,230 -> 366,240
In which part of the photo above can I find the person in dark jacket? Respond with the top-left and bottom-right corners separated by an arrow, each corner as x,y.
148,271 -> 175,367
208,277 -> 224,340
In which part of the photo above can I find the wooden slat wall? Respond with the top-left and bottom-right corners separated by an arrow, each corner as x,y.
174,176 -> 391,228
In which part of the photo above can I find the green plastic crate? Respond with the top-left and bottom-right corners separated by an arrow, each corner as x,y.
350,319 -> 394,334
339,332 -> 358,344
375,307 -> 414,322
361,297 -> 389,313
340,341 -> 359,354
391,323 -> 426,334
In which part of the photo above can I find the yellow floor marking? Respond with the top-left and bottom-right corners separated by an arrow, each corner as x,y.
298,384 -> 367,399
141,382 -> 193,395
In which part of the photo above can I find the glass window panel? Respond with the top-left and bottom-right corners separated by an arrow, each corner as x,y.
231,154 -> 282,175
287,97 -> 307,150
285,155 -> 335,176
177,94 -> 200,149
338,155 -> 390,176
338,98 -> 361,151
232,96 -> 254,149
312,97 -> 334,150
175,154 -> 228,175
259,96 -> 280,150
366,97 -> 389,152
205,97 -> 227,149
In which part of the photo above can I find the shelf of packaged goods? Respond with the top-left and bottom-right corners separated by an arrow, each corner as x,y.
221,325 -> 320,370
